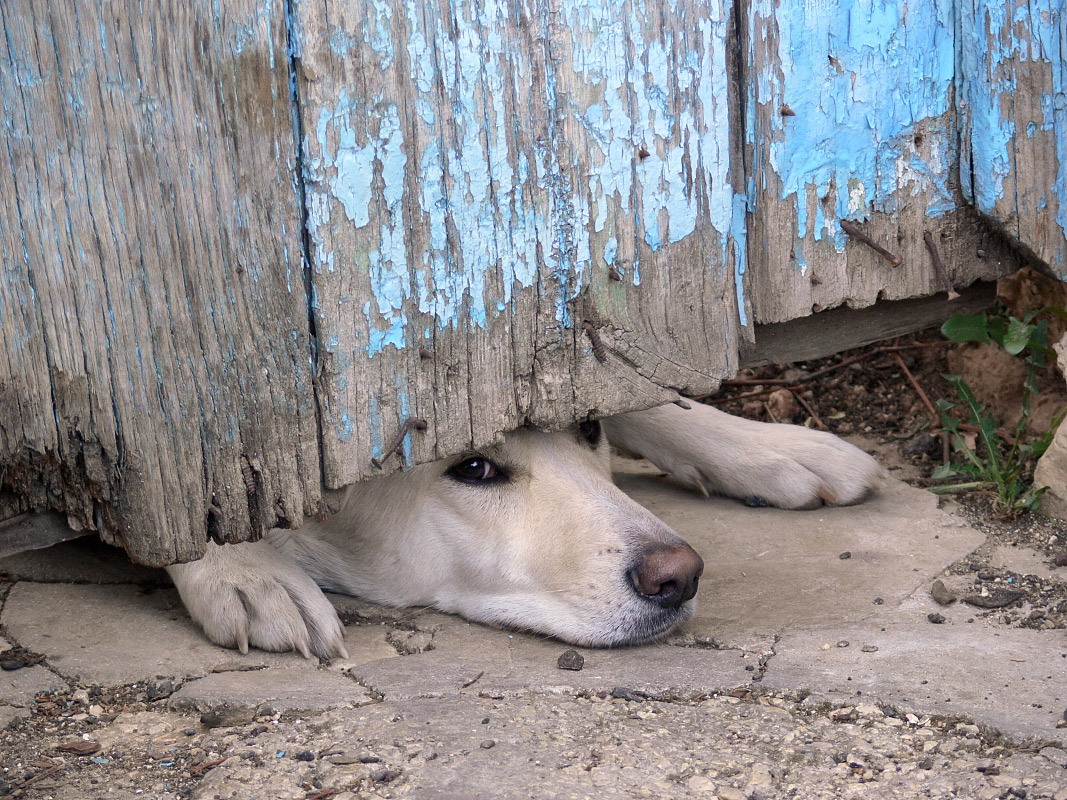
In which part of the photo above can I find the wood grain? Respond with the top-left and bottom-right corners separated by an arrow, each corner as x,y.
294,0 -> 744,488
0,0 -> 321,565
743,0 -> 1018,325
957,0 -> 1067,279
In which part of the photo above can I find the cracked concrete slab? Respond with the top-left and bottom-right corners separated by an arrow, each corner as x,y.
168,668 -> 377,716
617,459 -> 987,650
763,619 -> 1067,742
0,461 -> 1064,750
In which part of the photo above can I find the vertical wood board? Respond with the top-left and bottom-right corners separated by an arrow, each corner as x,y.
294,0 -> 746,487
745,0 -> 1016,325
957,0 -> 1067,278
0,0 -> 321,565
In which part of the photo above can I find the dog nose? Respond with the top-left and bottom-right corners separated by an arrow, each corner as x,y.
629,542 -> 704,609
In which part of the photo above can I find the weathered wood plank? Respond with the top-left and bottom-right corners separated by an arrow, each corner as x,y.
739,280 -> 997,368
0,0 -> 321,565
295,0 -> 746,487
957,0 -> 1067,279
743,0 -> 1018,325
0,512 -> 91,560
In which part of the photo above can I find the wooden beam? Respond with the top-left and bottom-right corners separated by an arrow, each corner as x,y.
739,281 -> 997,368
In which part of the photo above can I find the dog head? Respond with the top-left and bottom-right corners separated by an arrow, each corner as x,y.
313,421 -> 703,647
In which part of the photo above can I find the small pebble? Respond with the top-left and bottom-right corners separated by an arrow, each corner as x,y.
370,767 -> 401,783
557,650 -> 585,671
293,750 -> 314,762
1054,551 -> 1067,567
839,551 -> 852,560
480,740 -> 496,749
931,579 -> 956,606
928,612 -> 946,624
836,641 -> 849,648
861,645 -> 879,653
873,598 -> 884,605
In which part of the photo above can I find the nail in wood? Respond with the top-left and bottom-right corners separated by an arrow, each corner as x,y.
372,417 -> 429,469
839,220 -> 902,267
584,322 -> 607,363
923,231 -> 960,300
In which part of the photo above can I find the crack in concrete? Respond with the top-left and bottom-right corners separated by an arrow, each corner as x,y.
343,672 -> 385,703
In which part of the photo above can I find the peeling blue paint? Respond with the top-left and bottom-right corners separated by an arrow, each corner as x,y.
959,0 -> 1067,275
306,0 -> 741,358
751,0 -> 956,267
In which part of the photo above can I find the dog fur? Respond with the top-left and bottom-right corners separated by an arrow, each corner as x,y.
167,402 -> 885,658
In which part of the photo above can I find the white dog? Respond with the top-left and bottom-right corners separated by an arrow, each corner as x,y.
168,403 -> 884,658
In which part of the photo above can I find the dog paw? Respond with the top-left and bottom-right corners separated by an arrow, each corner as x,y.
166,541 -> 348,659
691,421 -> 887,510
605,403 -> 887,510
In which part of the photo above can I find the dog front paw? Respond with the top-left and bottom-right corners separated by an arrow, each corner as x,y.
166,541 -> 348,659
711,423 -> 887,510
605,403 -> 886,510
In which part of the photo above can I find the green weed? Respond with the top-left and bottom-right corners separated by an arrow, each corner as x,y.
932,306 -> 1066,513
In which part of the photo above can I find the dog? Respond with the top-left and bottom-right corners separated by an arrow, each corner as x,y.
167,402 -> 885,658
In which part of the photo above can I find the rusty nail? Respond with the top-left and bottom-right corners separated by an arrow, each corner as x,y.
607,266 -> 623,282
637,147 -> 650,161
780,104 -> 796,117
371,417 -> 429,469
923,231 -> 960,300
584,322 -> 607,363
839,219 -> 902,267
419,347 -> 433,361
240,456 -> 256,494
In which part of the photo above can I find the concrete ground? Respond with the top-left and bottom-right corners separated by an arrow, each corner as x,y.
0,457 -> 1065,798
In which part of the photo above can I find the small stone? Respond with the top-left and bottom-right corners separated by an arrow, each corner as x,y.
920,757 -> 934,770
611,687 -> 642,702
1054,551 -> 1067,567
56,739 -> 101,755
861,645 -> 879,653
977,762 -> 1000,775
839,551 -> 852,560
88,704 -> 104,717
328,752 -> 362,766
931,579 -> 956,606
293,750 -> 314,762
830,707 -> 857,722
72,689 -> 90,706
184,728 -> 197,736
927,612 -> 946,624
359,752 -> 381,764
370,767 -> 401,783
200,704 -> 255,729
962,590 -> 1025,609
557,650 -> 585,671
873,597 -> 884,605
480,740 -> 496,749
903,432 -> 940,458
836,641 -> 849,648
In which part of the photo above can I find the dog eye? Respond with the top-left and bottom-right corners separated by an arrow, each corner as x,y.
448,457 -> 504,484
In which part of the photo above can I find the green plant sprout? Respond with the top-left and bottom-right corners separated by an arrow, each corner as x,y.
932,306 -> 1067,513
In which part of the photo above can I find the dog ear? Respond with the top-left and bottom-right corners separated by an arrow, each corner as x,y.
577,419 -> 602,448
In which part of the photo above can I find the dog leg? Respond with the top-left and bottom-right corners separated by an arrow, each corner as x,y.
603,403 -> 886,509
166,540 -> 347,659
